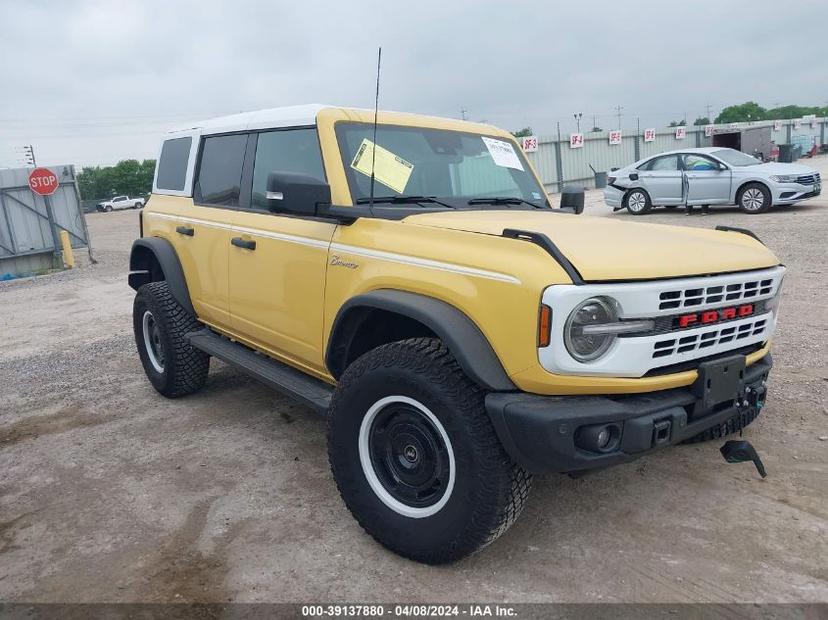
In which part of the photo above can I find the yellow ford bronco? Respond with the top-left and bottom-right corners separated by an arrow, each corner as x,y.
129,104 -> 783,564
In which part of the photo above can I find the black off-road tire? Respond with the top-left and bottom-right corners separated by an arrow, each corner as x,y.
624,188 -> 652,215
737,182 -> 772,214
682,407 -> 761,444
133,281 -> 209,398
327,337 -> 532,564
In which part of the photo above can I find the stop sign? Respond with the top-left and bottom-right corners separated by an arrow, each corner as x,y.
28,167 -> 59,196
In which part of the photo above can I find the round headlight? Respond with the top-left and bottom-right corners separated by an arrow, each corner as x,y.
564,296 -> 618,362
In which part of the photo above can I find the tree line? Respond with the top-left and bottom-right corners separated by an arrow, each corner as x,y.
77,159 -> 155,200
715,102 -> 827,125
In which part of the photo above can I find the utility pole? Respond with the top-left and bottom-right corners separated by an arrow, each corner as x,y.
592,114 -> 598,131
573,112 -> 582,133
460,108 -> 467,121
705,103 -> 713,122
23,144 -> 36,167
614,105 -> 623,129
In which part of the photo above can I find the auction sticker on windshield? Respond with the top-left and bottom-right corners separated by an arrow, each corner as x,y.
481,136 -> 524,171
351,139 -> 414,194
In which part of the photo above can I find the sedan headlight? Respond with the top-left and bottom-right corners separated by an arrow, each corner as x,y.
770,175 -> 798,183
563,296 -> 654,362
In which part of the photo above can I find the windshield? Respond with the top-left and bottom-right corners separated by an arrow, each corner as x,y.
712,149 -> 762,167
335,122 -> 550,208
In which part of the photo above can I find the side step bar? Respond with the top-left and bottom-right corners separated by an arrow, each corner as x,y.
186,329 -> 333,415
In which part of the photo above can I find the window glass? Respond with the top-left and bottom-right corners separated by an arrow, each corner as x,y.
642,155 -> 679,171
335,122 -> 549,207
712,149 -> 760,167
195,134 -> 247,206
683,154 -> 718,171
156,137 -> 191,191
251,128 -> 325,209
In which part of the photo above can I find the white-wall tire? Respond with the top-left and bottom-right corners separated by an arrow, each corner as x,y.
327,337 -> 532,564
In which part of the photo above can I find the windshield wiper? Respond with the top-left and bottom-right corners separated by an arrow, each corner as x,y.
467,197 -> 545,209
355,195 -> 455,209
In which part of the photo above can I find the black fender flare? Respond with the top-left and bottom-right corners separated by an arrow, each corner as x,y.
326,289 -> 516,392
128,237 -> 194,315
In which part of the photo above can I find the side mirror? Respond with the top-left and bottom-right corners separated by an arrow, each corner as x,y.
266,171 -> 330,216
560,184 -> 585,215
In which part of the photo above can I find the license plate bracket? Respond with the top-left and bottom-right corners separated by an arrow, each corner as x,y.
692,354 -> 746,411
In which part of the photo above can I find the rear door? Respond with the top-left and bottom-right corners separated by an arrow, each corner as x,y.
638,155 -> 683,205
228,127 -> 336,373
683,153 -> 732,205
172,133 -> 248,329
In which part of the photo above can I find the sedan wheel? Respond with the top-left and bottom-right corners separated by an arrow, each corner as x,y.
738,183 -> 771,214
624,189 -> 651,215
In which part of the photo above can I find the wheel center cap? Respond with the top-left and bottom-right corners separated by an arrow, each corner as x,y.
403,444 -> 419,463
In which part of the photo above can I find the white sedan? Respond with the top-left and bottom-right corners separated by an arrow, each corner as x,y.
604,147 -> 821,214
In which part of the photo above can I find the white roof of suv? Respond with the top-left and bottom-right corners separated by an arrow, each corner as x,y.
169,103 -> 333,135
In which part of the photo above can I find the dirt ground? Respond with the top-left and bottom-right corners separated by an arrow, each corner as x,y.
1,158 -> 826,604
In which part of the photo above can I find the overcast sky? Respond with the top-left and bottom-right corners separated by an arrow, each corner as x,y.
1,0 -> 826,168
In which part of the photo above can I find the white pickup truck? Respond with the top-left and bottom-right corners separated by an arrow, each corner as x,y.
96,195 -> 145,212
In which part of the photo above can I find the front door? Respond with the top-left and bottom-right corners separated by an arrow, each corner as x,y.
228,128 -> 336,374
638,154 -> 683,205
682,153 -> 732,205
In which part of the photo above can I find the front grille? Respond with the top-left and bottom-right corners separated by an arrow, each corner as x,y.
647,299 -> 769,334
796,173 -> 820,185
653,317 -> 769,358
644,343 -> 764,376
658,278 -> 774,310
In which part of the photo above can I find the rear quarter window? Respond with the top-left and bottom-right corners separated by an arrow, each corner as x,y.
156,137 -> 192,191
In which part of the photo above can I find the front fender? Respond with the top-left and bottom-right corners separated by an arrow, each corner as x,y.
326,289 -> 516,392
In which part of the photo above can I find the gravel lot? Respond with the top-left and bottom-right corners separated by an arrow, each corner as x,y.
1,158 -> 826,604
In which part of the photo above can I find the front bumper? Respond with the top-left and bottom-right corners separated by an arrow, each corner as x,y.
771,182 -> 821,204
486,354 -> 772,474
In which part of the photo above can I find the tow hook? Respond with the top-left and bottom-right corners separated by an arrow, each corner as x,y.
720,440 -> 767,478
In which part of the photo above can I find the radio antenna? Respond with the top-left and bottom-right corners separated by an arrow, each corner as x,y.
369,46 -> 382,212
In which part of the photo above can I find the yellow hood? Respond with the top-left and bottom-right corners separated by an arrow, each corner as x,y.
404,210 -> 780,281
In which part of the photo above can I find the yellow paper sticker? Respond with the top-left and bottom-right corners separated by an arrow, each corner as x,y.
350,139 -> 414,194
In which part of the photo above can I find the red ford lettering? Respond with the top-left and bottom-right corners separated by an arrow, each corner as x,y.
676,304 -> 755,329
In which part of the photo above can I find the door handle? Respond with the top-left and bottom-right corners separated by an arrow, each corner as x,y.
231,237 -> 256,250
176,225 -> 195,236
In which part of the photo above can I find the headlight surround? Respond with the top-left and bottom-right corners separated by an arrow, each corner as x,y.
564,296 -> 619,362
770,174 -> 798,183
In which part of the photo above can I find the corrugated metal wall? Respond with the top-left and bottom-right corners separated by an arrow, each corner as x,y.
525,118 -> 826,192
0,165 -> 88,276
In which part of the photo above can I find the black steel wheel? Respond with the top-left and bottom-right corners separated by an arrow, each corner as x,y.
362,396 -> 454,516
